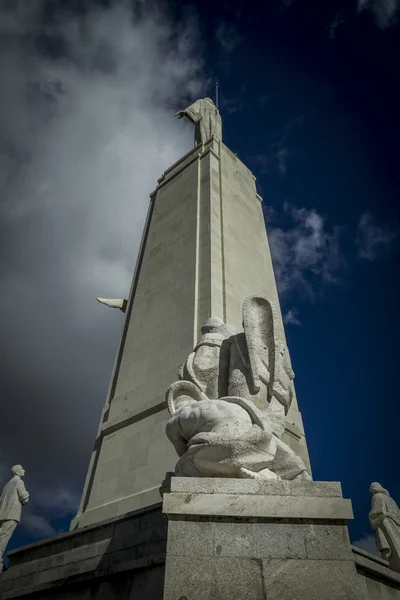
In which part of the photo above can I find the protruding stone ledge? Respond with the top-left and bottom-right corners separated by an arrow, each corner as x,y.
168,477 -> 343,497
163,492 -> 353,521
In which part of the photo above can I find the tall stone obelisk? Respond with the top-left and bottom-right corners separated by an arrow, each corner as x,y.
71,98 -> 310,529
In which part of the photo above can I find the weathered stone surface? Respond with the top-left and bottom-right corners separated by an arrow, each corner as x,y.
262,559 -> 364,600
163,491 -> 353,520
305,523 -> 353,560
163,557 -> 265,600
169,476 -> 342,496
353,545 -> 400,584
213,522 -> 308,559
163,478 -> 368,600
166,521 -> 214,558
0,507 -> 166,599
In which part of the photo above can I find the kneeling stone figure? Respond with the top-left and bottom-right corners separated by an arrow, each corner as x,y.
165,296 -> 310,481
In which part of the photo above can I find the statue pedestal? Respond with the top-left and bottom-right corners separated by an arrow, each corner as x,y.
162,478 -> 365,600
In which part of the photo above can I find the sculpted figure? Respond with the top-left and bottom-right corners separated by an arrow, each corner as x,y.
229,296 -> 294,438
369,482 -> 400,572
0,465 -> 29,571
165,381 -> 309,480
178,317 -> 232,400
175,97 -> 222,145
165,295 -> 311,481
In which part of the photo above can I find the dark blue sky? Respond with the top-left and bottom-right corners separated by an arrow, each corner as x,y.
3,0 -> 399,555
180,0 -> 400,544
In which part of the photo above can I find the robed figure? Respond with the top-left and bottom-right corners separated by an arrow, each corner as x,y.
369,482 -> 400,572
175,98 -> 222,145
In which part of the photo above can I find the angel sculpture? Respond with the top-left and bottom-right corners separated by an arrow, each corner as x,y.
165,296 -> 311,481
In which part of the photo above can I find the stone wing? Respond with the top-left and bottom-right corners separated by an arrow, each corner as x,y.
242,296 -> 277,394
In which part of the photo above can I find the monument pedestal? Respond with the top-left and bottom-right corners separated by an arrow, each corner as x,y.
162,478 -> 365,600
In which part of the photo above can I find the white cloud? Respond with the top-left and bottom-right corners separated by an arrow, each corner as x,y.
19,487 -> 81,540
358,0 -> 399,28
356,213 -> 397,260
353,533 -> 380,556
284,309 -> 301,326
268,203 -> 344,299
21,513 -> 56,538
0,0 -> 205,536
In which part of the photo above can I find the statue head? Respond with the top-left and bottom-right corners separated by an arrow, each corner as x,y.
370,482 -> 389,496
201,316 -> 225,335
11,465 -> 25,477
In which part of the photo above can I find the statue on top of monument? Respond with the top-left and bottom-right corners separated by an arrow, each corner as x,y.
165,296 -> 311,481
369,482 -> 400,572
175,97 -> 222,145
0,465 -> 29,572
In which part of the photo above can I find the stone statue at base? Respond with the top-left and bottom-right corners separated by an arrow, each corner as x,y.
369,482 -> 400,572
0,465 -> 29,572
175,97 -> 222,145
165,296 -> 311,481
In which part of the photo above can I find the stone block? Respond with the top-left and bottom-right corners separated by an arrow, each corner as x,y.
167,521 -> 215,557
135,539 -> 166,560
108,548 -> 135,567
128,563 -> 165,600
214,522 -> 308,559
353,548 -> 400,584
163,557 -> 265,600
163,492 -> 353,520
305,523 -> 353,560
169,477 -> 342,497
261,559 -> 364,600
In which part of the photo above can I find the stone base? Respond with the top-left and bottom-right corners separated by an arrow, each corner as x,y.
0,504 -> 166,600
162,478 -> 365,600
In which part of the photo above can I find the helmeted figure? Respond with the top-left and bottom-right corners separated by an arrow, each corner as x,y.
0,465 -> 29,572
175,98 -> 222,145
165,296 -> 310,482
178,316 -> 232,400
369,482 -> 400,572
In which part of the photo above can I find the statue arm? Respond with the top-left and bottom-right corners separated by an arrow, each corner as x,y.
17,481 -> 29,505
166,419 -> 188,458
175,100 -> 202,124
369,495 -> 386,530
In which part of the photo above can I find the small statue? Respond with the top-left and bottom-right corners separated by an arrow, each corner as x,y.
165,296 -> 311,481
0,465 -> 29,572
175,97 -> 222,145
369,482 -> 400,572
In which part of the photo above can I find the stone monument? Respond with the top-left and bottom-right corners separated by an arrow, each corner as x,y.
161,295 -> 364,600
69,96 -> 310,532
369,482 -> 400,572
0,466 -> 29,572
165,296 -> 311,482
0,98 -> 398,598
